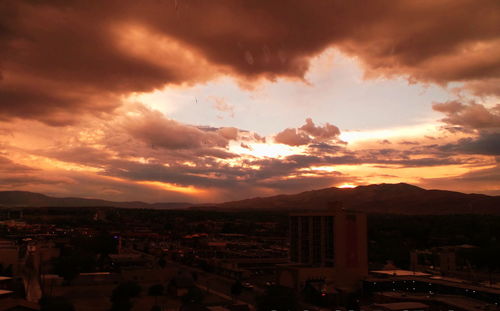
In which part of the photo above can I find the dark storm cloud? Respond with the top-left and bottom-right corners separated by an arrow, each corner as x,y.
136,0 -> 500,88
439,132 -> 500,156
41,135 -> 477,195
96,153 -> 352,197
0,0 -> 216,125
1,0 -> 499,124
374,157 -> 471,167
39,139 -> 351,193
308,143 -> 344,153
13,110 -> 491,201
432,101 -> 500,155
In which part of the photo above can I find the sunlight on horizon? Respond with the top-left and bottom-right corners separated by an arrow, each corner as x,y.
337,183 -> 357,189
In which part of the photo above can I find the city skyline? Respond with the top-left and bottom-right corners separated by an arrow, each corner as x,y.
1,1 -> 499,203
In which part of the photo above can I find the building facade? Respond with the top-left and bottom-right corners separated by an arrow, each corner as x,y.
278,206 -> 368,291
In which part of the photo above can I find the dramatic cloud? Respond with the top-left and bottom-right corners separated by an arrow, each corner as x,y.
0,107 -> 497,201
275,118 -> 341,146
0,1 -> 499,201
125,109 -> 232,150
0,156 -> 35,174
432,101 -> 500,156
1,0 -> 499,125
439,133 -> 500,156
0,1 -> 218,124
274,128 -> 312,146
300,118 -> 340,140
0,155 -> 73,190
433,101 -> 500,130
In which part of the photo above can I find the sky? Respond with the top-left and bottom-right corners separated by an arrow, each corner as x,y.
0,0 -> 499,203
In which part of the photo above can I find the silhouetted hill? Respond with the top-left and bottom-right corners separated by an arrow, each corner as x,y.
3,184 -> 500,214
207,183 -> 500,214
0,191 -> 192,209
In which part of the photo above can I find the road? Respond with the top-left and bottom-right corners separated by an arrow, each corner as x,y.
129,247 -> 260,307
167,259 -> 259,307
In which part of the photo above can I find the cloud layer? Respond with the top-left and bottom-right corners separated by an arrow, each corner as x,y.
0,1 -> 499,201
1,0 -> 499,125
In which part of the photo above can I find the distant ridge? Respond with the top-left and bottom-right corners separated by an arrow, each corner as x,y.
2,183 -> 500,214
0,191 -> 192,210
205,183 -> 500,215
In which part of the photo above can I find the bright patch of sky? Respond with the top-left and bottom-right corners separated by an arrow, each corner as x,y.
133,49 -> 458,136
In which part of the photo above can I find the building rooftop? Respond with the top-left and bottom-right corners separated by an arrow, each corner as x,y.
378,291 -> 496,311
372,302 -> 429,310
0,289 -> 14,296
0,298 -> 40,311
371,269 -> 431,277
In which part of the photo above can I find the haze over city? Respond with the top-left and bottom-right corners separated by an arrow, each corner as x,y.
1,0 -> 499,204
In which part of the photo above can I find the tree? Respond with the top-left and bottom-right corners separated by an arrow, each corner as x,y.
110,300 -> 133,311
148,284 -> 164,305
110,281 -> 142,311
53,247 -> 99,285
256,285 -> 299,311
112,281 -> 142,300
230,280 -> 243,302
40,296 -> 75,311
461,245 -> 500,284
53,256 -> 79,285
158,257 -> 166,268
181,286 -> 203,304
3,264 -> 13,276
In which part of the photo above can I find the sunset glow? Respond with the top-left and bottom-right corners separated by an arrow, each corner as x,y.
3,5 -> 500,311
0,0 -> 499,203
338,183 -> 358,189
137,181 -> 205,196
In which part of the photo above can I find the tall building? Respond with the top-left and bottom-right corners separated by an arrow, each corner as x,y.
278,205 -> 368,291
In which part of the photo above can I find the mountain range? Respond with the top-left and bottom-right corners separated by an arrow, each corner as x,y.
208,183 -> 500,214
1,183 -> 499,214
0,191 -> 191,210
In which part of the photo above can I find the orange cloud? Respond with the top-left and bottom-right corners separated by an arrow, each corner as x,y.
0,1 -> 499,200
275,118 -> 341,146
1,0 -> 499,125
